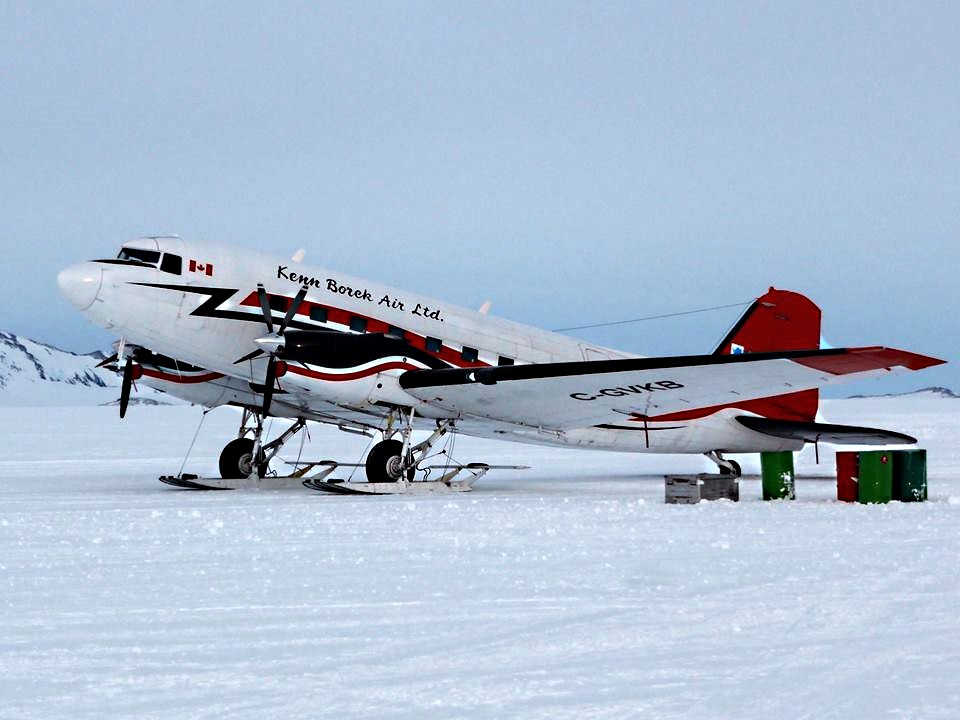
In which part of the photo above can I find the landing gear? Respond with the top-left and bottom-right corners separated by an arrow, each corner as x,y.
162,404 -> 528,492
218,410 -> 307,479
719,460 -> 741,477
365,439 -> 415,483
705,450 -> 742,478
220,437 -> 267,479
362,407 -> 453,484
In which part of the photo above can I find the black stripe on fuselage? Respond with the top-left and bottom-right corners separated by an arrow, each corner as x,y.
594,424 -> 685,432
131,347 -> 206,372
129,282 -> 306,328
279,330 -> 449,370
94,258 -> 157,268
129,282 -> 451,369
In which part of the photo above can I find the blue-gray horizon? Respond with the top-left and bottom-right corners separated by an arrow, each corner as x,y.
2,1 -> 955,394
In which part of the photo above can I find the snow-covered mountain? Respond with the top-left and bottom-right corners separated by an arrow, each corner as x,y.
0,330 -> 177,407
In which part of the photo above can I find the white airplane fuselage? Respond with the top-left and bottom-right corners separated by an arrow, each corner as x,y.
57,237 -> 800,454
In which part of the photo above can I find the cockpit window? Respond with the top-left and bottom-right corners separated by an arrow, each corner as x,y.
116,247 -> 161,267
160,253 -> 182,275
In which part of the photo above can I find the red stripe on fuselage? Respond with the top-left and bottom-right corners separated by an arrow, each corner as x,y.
286,362 -> 420,382
145,361 -> 417,386
238,291 -> 489,369
141,368 -> 225,384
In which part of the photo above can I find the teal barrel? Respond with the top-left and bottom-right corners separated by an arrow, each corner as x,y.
761,451 -> 795,500
857,450 -> 893,504
892,449 -> 927,502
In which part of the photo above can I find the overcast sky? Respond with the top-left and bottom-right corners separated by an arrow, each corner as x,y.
2,1 -> 956,393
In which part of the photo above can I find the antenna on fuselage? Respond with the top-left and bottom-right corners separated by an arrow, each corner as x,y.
292,249 -> 306,263
478,300 -> 492,315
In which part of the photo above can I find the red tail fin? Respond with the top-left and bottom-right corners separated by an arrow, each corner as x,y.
714,287 -> 821,355
714,288 -> 821,421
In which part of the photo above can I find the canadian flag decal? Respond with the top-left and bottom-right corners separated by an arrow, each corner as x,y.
188,259 -> 214,276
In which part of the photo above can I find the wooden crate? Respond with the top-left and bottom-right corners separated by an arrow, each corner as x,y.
665,474 -> 740,504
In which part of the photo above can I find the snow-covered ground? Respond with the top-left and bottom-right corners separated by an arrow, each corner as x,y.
1,398 -> 958,719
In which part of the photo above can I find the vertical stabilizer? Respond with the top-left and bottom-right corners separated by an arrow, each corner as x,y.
713,288 -> 822,421
714,287 -> 822,355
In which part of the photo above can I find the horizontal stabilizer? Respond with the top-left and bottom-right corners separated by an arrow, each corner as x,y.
736,415 -> 916,445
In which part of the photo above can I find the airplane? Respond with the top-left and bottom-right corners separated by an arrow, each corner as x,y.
56,236 -> 945,492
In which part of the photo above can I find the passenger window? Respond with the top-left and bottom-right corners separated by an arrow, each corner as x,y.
425,337 -> 442,353
461,346 -> 479,362
310,306 -> 328,323
160,254 -> 182,275
350,316 -> 367,333
268,295 -> 288,312
498,356 -> 515,366
387,326 -> 406,340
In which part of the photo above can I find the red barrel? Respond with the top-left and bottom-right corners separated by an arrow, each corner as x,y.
836,451 -> 859,502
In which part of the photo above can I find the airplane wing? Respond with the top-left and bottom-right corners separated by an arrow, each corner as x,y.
399,347 -> 944,430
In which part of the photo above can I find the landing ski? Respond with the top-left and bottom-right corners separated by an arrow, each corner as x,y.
159,474 -> 311,490
302,478 -> 476,495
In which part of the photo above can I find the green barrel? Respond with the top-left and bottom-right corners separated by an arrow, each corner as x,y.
892,449 -> 927,502
761,451 -> 795,500
857,450 -> 893,504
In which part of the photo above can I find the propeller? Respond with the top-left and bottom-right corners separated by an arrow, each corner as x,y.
233,347 -> 264,365
115,348 -> 142,419
278,284 -> 309,336
243,283 -> 309,416
261,351 -> 278,416
119,357 -> 135,418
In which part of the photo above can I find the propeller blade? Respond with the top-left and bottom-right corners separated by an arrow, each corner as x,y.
257,283 -> 274,334
262,356 -> 277,416
234,348 -> 265,364
278,285 -> 308,335
120,358 -> 134,419
96,353 -> 118,369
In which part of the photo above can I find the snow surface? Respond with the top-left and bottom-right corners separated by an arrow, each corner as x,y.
1,398 -> 959,719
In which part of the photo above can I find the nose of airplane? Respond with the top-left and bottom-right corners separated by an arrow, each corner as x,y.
57,262 -> 102,311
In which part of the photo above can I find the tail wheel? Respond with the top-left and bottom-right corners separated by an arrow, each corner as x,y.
365,439 -> 415,483
719,460 -> 742,477
219,437 -> 267,479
